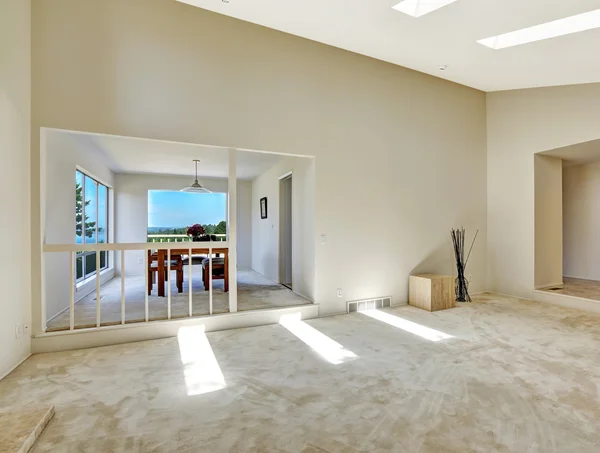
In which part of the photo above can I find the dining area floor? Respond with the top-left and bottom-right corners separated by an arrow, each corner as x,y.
46,269 -> 311,331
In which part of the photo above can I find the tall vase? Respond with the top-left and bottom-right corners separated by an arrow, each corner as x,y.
455,269 -> 470,302
451,227 -> 476,303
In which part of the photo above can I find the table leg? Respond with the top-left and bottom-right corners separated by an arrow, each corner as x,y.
158,249 -> 165,297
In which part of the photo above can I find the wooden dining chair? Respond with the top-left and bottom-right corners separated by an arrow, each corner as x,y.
201,257 -> 228,292
147,250 -> 183,295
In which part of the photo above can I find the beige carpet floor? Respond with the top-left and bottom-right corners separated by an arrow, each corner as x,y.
4,293 -> 600,452
47,269 -> 310,331
540,277 -> 600,301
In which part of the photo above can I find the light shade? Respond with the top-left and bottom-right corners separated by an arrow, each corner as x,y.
392,0 -> 459,18
478,9 -> 600,49
181,159 -> 212,193
181,180 -> 211,194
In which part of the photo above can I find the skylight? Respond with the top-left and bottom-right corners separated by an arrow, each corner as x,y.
392,0 -> 459,18
478,9 -> 600,49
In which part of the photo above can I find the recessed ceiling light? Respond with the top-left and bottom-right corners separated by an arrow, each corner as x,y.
392,0 -> 459,18
439,65 -> 448,71
478,8 -> 600,49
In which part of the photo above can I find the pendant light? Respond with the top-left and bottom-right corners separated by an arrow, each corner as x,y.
181,159 -> 211,193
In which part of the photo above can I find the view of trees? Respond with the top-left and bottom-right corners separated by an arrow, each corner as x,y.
148,221 -> 227,237
76,181 -> 96,239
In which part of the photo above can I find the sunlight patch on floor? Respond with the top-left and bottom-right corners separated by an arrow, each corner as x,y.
279,313 -> 358,364
360,309 -> 453,342
177,325 -> 226,395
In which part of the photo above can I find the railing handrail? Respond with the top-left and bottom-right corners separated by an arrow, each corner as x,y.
147,233 -> 227,237
43,241 -> 230,253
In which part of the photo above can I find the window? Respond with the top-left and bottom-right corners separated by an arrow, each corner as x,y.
147,191 -> 227,242
76,170 -> 109,281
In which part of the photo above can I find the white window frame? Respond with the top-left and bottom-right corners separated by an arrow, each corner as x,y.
76,169 -> 110,283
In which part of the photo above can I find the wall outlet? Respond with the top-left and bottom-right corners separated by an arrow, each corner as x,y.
336,288 -> 343,298
137,257 -> 143,264
320,234 -> 327,244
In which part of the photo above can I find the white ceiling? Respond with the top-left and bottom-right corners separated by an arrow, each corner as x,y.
72,132 -> 285,180
177,0 -> 600,92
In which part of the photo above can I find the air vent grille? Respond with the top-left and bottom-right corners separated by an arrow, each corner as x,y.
347,296 -> 392,313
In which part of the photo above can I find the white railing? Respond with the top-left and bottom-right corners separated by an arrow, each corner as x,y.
147,234 -> 227,243
43,241 -> 231,332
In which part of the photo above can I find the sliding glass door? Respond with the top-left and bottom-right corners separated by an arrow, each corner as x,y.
76,170 -> 109,282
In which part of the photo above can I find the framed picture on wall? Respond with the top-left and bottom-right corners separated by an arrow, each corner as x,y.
260,197 -> 268,219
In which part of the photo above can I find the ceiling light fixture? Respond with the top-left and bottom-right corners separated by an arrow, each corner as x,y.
478,9 -> 600,49
439,64 -> 448,71
392,0 -> 459,18
181,160 -> 211,193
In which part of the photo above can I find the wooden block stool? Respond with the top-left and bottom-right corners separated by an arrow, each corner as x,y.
409,274 -> 455,312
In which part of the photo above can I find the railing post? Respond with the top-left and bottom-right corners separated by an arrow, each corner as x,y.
188,245 -> 193,317
96,251 -> 101,327
69,251 -> 75,330
144,250 -> 149,322
167,248 -> 172,319
209,245 -> 213,316
121,250 -> 125,325
228,148 -> 238,312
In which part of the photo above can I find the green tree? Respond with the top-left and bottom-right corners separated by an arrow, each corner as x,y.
214,220 -> 227,235
76,182 -> 96,239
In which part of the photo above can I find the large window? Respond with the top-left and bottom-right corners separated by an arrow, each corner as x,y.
147,191 -> 227,242
76,170 -> 109,281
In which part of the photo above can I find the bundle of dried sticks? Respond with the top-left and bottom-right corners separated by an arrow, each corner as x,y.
451,228 -> 479,302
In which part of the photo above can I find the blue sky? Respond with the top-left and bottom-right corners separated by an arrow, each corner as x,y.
148,191 -> 227,228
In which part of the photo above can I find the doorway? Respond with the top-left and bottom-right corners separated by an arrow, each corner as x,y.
279,173 -> 293,289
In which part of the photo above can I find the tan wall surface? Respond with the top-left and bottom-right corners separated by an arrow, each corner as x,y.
32,0 -> 487,321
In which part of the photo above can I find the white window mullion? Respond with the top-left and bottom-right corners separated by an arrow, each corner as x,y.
82,174 -> 87,278
96,181 -> 99,271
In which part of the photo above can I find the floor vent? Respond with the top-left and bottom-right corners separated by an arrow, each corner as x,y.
347,296 -> 392,313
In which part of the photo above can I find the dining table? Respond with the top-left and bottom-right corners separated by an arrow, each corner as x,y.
155,247 -> 229,297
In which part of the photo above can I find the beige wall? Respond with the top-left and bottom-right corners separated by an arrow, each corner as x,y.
1,0 -> 31,378
563,161 -> 600,280
251,156 -> 315,301
534,155 -> 563,288
31,0 -> 487,321
487,83 -> 600,298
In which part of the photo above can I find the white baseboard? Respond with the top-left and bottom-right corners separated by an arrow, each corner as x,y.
76,268 -> 115,302
317,309 -> 349,318
481,291 -> 534,301
533,290 -> 600,314
292,290 -> 314,303
535,282 -> 564,290
46,271 -> 115,324
46,304 -> 70,324
250,268 -> 314,303
0,353 -> 32,382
